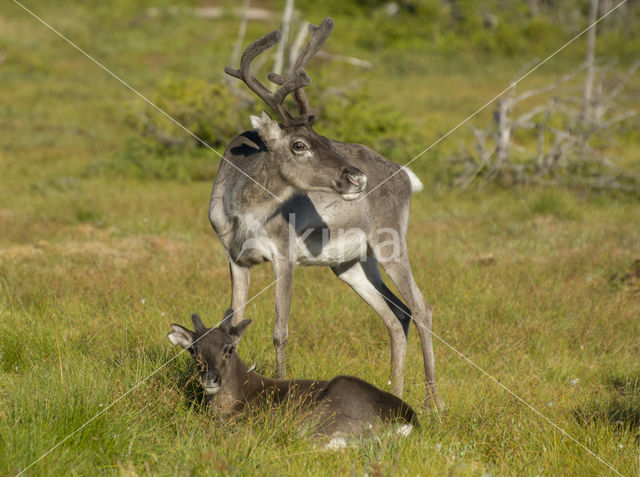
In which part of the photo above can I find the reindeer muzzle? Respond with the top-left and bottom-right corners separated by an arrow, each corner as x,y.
203,371 -> 221,394
204,384 -> 221,395
336,166 -> 367,200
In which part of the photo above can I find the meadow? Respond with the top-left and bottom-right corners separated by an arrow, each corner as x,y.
1,1 -> 639,475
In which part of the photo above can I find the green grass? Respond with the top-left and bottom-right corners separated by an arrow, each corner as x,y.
1,1 -> 640,475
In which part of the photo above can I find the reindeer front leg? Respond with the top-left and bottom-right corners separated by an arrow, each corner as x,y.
228,257 -> 250,325
273,258 -> 295,379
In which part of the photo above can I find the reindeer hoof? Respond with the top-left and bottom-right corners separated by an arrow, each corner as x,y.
423,396 -> 445,413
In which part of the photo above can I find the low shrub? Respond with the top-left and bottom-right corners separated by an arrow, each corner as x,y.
93,75 -> 427,181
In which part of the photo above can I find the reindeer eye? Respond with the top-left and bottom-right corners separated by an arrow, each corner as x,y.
292,141 -> 308,153
223,345 -> 235,358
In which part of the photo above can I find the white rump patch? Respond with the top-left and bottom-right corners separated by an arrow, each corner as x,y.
326,437 -> 348,450
396,424 -> 413,437
403,167 -> 423,193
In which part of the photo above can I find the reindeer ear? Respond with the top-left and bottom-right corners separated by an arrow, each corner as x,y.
219,308 -> 234,332
167,324 -> 194,349
191,313 -> 205,332
250,111 -> 283,149
228,319 -> 252,346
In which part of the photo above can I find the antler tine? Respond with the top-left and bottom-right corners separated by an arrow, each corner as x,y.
293,18 -> 334,71
268,18 -> 334,124
225,30 -> 299,125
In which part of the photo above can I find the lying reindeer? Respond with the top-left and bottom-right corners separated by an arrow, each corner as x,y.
167,311 -> 418,443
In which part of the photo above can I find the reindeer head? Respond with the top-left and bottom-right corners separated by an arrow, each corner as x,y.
167,311 -> 251,396
225,18 -> 367,200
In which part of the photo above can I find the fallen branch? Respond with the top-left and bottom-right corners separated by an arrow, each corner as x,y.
316,50 -> 373,69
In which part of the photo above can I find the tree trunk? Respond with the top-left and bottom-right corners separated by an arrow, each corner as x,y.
583,0 -> 598,121
272,0 -> 295,82
228,0 -> 251,86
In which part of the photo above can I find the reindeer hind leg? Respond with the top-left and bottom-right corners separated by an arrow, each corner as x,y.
332,257 -> 408,397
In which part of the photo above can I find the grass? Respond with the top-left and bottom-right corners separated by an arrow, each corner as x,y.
1,1 -> 640,475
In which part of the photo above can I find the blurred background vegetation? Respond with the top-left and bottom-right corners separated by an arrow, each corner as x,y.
110,0 -> 640,186
5,0 -> 635,186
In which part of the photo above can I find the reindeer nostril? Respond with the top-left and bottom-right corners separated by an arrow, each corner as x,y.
342,167 -> 366,187
203,370 -> 220,386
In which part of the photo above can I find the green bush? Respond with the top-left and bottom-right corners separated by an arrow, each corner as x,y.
91,77 -> 258,181
299,0 -> 632,57
314,89 -> 425,163
94,139 -> 220,182
138,76 -> 249,151
94,72 -> 426,181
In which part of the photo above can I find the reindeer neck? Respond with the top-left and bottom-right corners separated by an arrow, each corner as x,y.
233,160 -> 296,223
218,353 -> 324,412
230,353 -> 276,397
225,166 -> 297,264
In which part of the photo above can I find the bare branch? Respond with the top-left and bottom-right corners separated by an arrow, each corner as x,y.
272,0 -> 294,79
316,50 -> 373,69
513,65 -> 586,105
289,20 -> 310,72
228,0 -> 251,87
583,0 -> 599,120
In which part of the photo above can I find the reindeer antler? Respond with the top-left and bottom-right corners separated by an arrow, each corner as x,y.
268,18 -> 334,125
225,18 -> 334,126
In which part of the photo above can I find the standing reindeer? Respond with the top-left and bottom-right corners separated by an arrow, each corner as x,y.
210,18 -> 441,406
